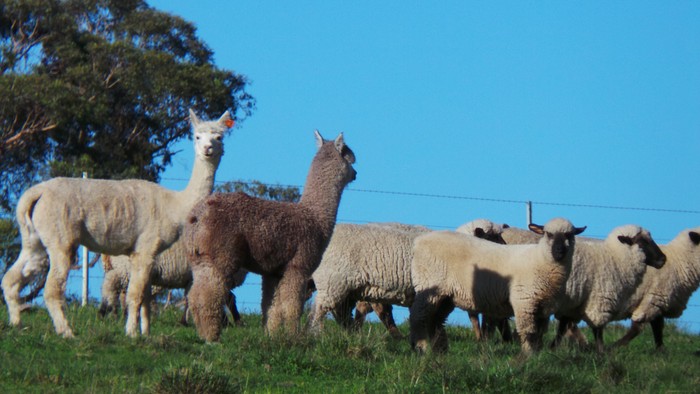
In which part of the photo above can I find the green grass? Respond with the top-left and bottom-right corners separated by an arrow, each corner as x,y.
1,303 -> 699,393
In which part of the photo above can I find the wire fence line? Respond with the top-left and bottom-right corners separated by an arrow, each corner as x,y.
61,270 -> 700,331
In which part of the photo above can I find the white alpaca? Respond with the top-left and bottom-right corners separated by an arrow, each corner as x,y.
1,109 -> 231,338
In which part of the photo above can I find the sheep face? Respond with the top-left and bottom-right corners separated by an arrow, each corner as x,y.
529,218 -> 586,263
615,226 -> 666,269
457,219 -> 508,244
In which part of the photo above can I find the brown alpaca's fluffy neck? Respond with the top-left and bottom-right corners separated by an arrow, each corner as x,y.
299,152 -> 347,237
177,154 -> 220,207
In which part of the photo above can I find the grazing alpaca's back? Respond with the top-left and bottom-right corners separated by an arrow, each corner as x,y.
185,130 -> 356,342
2,109 -> 231,338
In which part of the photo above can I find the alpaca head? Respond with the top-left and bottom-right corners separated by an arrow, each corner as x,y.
313,130 -> 357,186
189,109 -> 232,165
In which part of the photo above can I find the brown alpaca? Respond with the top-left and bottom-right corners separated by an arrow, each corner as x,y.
185,130 -> 356,342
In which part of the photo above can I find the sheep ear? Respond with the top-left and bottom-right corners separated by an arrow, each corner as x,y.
502,223 -> 510,229
314,130 -> 324,148
474,228 -> 486,239
689,231 -> 700,245
618,235 -> 634,245
528,223 -> 544,235
218,111 -> 234,128
189,109 -> 200,127
574,226 -> 587,235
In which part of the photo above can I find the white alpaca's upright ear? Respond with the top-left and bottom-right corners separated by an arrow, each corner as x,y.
189,109 -> 200,127
314,129 -> 324,148
218,111 -> 234,128
334,133 -> 345,152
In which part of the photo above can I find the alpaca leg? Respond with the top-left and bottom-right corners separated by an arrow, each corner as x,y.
43,248 -> 75,338
226,292 -> 243,326
2,245 -> 49,326
124,253 -> 154,337
188,265 -> 227,342
266,267 -> 307,334
139,287 -> 152,335
261,274 -> 280,328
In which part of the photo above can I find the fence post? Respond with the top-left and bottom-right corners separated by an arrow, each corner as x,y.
82,172 -> 89,307
526,201 -> 532,226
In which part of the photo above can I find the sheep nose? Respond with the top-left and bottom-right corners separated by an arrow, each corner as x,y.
351,168 -> 357,181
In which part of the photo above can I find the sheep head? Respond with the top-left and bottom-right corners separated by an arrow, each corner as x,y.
614,225 -> 666,269
529,218 -> 586,263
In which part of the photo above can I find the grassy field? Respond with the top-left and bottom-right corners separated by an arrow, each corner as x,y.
1,303 -> 699,393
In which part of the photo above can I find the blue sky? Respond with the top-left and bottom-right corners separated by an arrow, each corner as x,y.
71,2 -> 700,333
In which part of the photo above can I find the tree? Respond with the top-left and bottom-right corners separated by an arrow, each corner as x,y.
215,180 -> 302,203
0,0 -> 255,215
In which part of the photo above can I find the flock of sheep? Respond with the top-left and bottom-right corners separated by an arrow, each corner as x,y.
2,109 -> 699,357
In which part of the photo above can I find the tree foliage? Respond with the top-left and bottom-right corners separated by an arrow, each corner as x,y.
0,0 -> 255,214
215,180 -> 301,203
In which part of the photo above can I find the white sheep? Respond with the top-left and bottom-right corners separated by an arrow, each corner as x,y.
308,222 -> 430,336
344,219 -> 510,340
613,226 -> 700,350
455,219 -> 512,342
99,238 -> 248,326
550,225 -> 666,352
410,218 -> 587,355
1,109 -> 230,338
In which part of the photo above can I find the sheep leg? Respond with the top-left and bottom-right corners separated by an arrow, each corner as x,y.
43,248 -> 75,338
431,298 -> 455,353
614,320 -> 644,347
469,312 -> 483,341
515,310 -> 541,355
650,316 -> 665,350
2,242 -> 49,327
496,318 -> 513,342
139,287 -> 152,335
331,297 -> 355,330
592,326 -> 606,353
550,318 -> 568,349
124,253 -> 154,337
409,289 -> 439,353
352,301 -> 372,329
373,303 -> 403,339
266,266 -> 307,334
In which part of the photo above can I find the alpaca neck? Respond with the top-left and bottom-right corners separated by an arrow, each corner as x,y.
177,154 -> 220,207
299,162 -> 345,236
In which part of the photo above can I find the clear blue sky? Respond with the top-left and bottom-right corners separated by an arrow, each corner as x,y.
72,2 -> 700,333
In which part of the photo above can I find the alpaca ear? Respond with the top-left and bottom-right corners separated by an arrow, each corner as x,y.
528,223 -> 544,235
314,130 -> 324,148
189,109 -> 200,127
334,133 -> 345,152
218,111 -> 234,128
